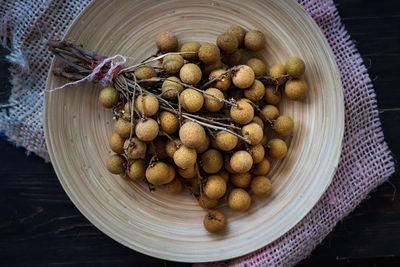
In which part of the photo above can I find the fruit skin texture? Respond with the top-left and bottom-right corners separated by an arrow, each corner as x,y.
135,118 -> 159,142
134,66 -> 157,87
228,188 -> 251,211
264,85 -> 282,105
198,195 -> 218,209
165,138 -> 181,158
204,175 -> 227,200
179,121 -> 206,149
145,161 -> 174,185
156,31 -> 178,53
232,65 -> 255,89
249,144 -> 265,164
164,178 -> 183,194
109,133 -> 125,154
127,159 -> 146,181
178,165 -> 196,179
210,69 -> 231,91
99,87 -> 119,108
252,158 -> 270,176
217,33 -> 239,54
285,57 -> 305,78
227,25 -> 246,46
246,58 -> 266,77
159,111 -> 179,135
244,79 -> 265,101
273,116 -> 294,137
180,41 -> 201,61
261,105 -> 280,120
204,88 -> 225,112
244,30 -> 266,51
252,116 -> 264,129
230,150 -> 253,173
124,137 -> 147,159
215,130 -> 238,151
242,122 -> 263,145
268,138 -> 288,160
163,54 -> 184,74
198,43 -> 221,64
135,94 -> 159,116
195,135 -> 210,154
269,64 -> 287,85
180,63 -> 202,85
251,176 -> 272,197
222,50 -> 241,66
285,79 -> 309,101
231,172 -> 252,188
161,76 -> 184,99
201,149 -> 223,174
230,99 -> 254,125
106,154 -> 126,174
114,118 -> 133,138
202,59 -> 223,77
180,88 -> 204,113
173,145 -> 197,169
203,210 -> 227,233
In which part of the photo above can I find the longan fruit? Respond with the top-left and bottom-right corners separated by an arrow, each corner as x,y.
246,58 -> 266,77
264,85 -> 282,105
244,79 -> 265,101
180,41 -> 201,61
273,116 -> 294,137
145,161 -> 172,185
156,31 -> 178,53
115,118 -> 133,138
228,188 -> 251,211
230,99 -> 254,125
230,150 -> 253,173
150,136 -> 168,159
242,122 -> 263,145
164,178 -> 183,194
268,138 -> 287,160
269,64 -> 287,85
135,118 -> 159,142
180,89 -> 204,113
252,158 -> 270,176
218,169 -> 230,183
222,49 -> 241,66
284,79 -> 309,101
179,121 -> 206,149
202,59 -> 223,77
198,43 -> 220,64
244,30 -> 265,51
178,165 -> 196,179
251,176 -> 272,197
134,66 -> 157,88
229,89 -> 244,101
198,194 -> 219,209
159,111 -> 179,134
227,25 -> 246,46
260,134 -> 268,147
215,130 -> 238,151
109,133 -> 125,154
201,149 -> 223,174
224,155 -> 237,174
203,210 -> 227,233
204,175 -> 227,199
285,57 -> 305,78
127,159 -> 146,181
232,65 -> 255,89
135,94 -> 159,117
210,69 -> 232,91
204,88 -> 225,112
231,172 -> 252,188
165,138 -> 181,158
106,154 -> 126,174
180,63 -> 202,85
124,137 -> 147,159
252,116 -> 264,129
261,105 -> 279,120
99,87 -> 119,108
123,102 -> 131,114
217,33 -> 238,54
249,144 -> 265,164
167,164 -> 176,183
161,76 -> 184,99
195,134 -> 210,154
173,145 -> 197,169
163,54 -> 184,74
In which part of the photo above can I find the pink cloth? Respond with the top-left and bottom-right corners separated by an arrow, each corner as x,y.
0,0 -> 395,266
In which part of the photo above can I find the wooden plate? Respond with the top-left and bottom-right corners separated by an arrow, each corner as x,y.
44,0 -> 344,262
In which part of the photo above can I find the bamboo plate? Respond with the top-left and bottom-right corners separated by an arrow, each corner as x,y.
44,0 -> 344,263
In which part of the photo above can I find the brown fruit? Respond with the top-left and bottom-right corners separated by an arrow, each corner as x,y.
164,178 -> 183,194
230,150 -> 253,173
114,118 -> 132,138
251,176 -> 272,197
179,121 -> 206,149
222,50 -> 241,66
204,175 -> 227,199
285,57 -> 305,78
180,63 -> 202,85
198,195 -> 218,209
127,159 -> 146,181
252,158 -> 270,176
284,79 -> 309,101
231,172 -> 252,188
163,54 -> 184,74
246,58 -> 266,76
203,210 -> 227,233
269,64 -> 287,85
242,122 -> 263,145
106,154 -> 126,174
210,69 -> 232,91
161,76 -> 184,99
217,33 -> 238,54
244,79 -> 265,101
135,94 -> 159,117
252,116 -> 264,129
198,43 -> 220,64
146,161 -> 173,185
156,31 -> 178,53
202,59 -> 223,77
204,88 -> 225,112
195,134 -> 210,153
180,41 -> 201,61
173,145 -> 197,169
134,66 -> 157,87
268,138 -> 287,160
228,188 -> 251,211
244,30 -> 265,51
215,130 -> 238,151
224,155 -> 237,174
273,115 -> 294,137
180,88 -> 204,112
124,137 -> 147,159
230,99 -> 254,124
178,165 -> 196,179
135,118 -> 159,142
201,149 -> 223,174
159,111 -> 179,134
264,85 -> 282,105
249,144 -> 265,164
261,105 -> 279,120
232,65 -> 255,89
218,170 -> 230,183
165,138 -> 181,158
109,133 -> 125,154
99,87 -> 119,108
227,25 -> 246,46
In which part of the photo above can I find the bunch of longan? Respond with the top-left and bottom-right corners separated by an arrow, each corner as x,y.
99,25 -> 308,234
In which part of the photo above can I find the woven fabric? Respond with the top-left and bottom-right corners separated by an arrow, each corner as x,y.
0,1 -> 395,266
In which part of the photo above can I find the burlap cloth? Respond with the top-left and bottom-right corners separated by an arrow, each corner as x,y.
0,0 -> 395,266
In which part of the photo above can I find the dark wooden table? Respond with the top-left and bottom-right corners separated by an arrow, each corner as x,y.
1,0 -> 399,266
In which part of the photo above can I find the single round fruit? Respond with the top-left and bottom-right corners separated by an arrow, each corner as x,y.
228,188 -> 251,211
146,161 -> 172,185
163,54 -> 184,74
244,79 -> 265,101
159,111 -> 179,135
227,25 -> 246,46
230,150 -> 253,173
268,138 -> 288,160
261,105 -> 279,120
264,85 -> 282,105
232,65 -> 255,89
285,79 -> 309,101
222,50 -> 241,66
251,176 -> 272,197
195,134 -> 210,154
246,58 -> 266,77
180,63 -> 202,85
109,133 -> 125,154
156,31 -> 178,53
179,121 -> 206,149
198,195 -> 218,209
270,64 -> 287,85
180,88 -> 204,113
114,118 -> 132,138
202,59 -> 223,76
230,99 -> 254,125
124,137 -> 147,159
134,66 -> 157,88
204,88 -> 225,112
231,172 -> 252,188
135,118 -> 159,142
203,210 -> 227,233
217,33 -> 238,54
180,41 -> 201,61
201,149 -> 223,174
215,130 -> 238,151
99,87 -> 119,108
135,94 -> 159,117
204,175 -> 227,199
161,76 -> 184,99
273,115 -> 294,137
106,154 -> 126,174
198,43 -> 220,64
244,30 -> 265,51
127,159 -> 146,181
242,122 -> 263,145
249,144 -> 265,164
173,145 -> 197,169
285,57 -> 305,78
164,178 -> 183,194
252,158 -> 270,176
210,69 -> 232,91
178,165 -> 196,179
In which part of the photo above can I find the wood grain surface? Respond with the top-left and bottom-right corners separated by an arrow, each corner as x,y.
0,0 -> 399,266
